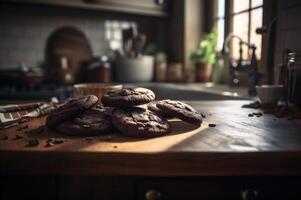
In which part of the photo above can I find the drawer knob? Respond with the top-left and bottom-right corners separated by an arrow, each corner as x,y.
145,189 -> 161,200
241,189 -> 259,200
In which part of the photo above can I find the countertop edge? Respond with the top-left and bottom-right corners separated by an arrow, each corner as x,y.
1,150 -> 301,176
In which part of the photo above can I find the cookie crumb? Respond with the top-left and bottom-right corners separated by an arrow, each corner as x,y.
85,137 -> 93,141
104,136 -> 112,141
14,133 -> 24,140
16,125 -> 29,131
36,126 -> 45,134
208,123 -> 216,127
26,139 -> 39,147
0,135 -> 8,141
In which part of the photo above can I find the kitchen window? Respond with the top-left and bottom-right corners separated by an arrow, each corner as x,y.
105,20 -> 137,51
214,0 -> 263,60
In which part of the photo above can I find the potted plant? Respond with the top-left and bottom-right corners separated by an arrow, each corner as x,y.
190,30 -> 217,82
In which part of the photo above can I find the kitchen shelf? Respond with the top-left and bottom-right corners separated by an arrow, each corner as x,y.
4,0 -> 167,17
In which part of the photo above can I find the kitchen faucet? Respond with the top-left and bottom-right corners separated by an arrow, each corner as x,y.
222,33 -> 260,96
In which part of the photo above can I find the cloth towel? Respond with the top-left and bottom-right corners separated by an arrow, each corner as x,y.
0,102 -> 58,129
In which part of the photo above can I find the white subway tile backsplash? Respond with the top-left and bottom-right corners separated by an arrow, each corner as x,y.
0,4 -> 107,69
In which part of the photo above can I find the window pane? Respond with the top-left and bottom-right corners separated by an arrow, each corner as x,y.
232,13 -> 249,60
250,8 -> 263,59
218,0 -> 225,17
251,0 -> 263,8
105,20 -> 137,51
233,0 -> 249,13
216,18 -> 225,51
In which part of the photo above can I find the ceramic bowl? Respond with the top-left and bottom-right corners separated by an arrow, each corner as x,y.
73,83 -> 122,99
115,56 -> 154,82
256,85 -> 284,105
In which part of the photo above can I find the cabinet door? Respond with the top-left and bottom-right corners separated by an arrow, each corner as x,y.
0,175 -> 56,200
138,179 -> 243,200
137,177 -> 301,200
57,176 -> 135,200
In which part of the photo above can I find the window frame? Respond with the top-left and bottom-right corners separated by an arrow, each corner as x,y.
214,0 -> 263,59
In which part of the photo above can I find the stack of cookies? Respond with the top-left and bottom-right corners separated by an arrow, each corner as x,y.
46,87 -> 203,138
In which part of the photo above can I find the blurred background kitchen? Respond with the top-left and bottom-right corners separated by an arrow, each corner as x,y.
0,0 -> 300,105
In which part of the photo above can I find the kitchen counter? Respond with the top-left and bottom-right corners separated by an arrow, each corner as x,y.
126,82 -> 250,100
0,82 -> 249,101
1,100 -> 301,177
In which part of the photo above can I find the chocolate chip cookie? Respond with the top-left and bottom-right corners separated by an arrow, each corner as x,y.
91,103 -> 114,116
156,100 -> 202,125
101,88 -> 155,107
111,107 -> 171,138
46,95 -> 98,129
56,109 -> 112,136
147,101 -> 173,119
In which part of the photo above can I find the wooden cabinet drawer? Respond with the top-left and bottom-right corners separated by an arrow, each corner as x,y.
137,177 -> 301,200
0,175 -> 56,200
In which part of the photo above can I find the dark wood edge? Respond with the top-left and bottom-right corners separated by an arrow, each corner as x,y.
2,0 -> 167,17
1,151 -> 301,176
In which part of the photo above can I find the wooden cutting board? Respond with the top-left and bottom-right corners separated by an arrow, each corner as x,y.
1,100 -> 301,176
45,26 -> 93,84
0,117 -> 203,153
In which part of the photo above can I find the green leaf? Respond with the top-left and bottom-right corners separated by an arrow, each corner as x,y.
190,30 -> 217,64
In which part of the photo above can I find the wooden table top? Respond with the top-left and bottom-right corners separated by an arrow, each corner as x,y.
1,100 -> 301,176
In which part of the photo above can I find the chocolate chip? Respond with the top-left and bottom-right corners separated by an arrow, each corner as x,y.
113,145 -> 118,149
36,126 -> 45,134
26,139 -> 39,147
248,114 -> 254,117
14,133 -> 24,140
253,112 -> 263,117
208,123 -> 216,127
0,135 -> 8,140
242,101 -> 261,108
85,137 -> 93,141
103,136 -> 112,141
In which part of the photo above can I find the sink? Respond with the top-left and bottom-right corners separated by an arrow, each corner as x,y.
125,83 -> 250,101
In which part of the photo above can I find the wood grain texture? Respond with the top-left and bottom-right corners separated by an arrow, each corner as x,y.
1,100 -> 301,176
